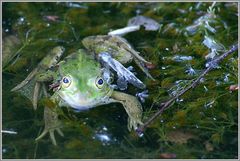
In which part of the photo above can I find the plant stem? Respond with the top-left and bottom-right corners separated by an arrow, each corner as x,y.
136,43 -> 238,136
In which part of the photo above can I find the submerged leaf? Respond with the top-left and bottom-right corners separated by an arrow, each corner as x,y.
211,133 -> 221,143
205,141 -> 214,152
166,130 -> 196,144
159,153 -> 177,159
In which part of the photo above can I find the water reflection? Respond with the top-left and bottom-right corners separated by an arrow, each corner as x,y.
92,126 -> 117,146
2,129 -> 18,135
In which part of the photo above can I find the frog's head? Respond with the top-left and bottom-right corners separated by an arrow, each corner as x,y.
56,49 -> 113,110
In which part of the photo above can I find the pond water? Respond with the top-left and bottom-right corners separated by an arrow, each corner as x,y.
2,2 -> 238,159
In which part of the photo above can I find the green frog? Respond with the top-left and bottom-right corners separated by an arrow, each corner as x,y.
11,35 -> 152,145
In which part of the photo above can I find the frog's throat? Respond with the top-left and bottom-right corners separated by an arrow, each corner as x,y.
58,86 -> 114,111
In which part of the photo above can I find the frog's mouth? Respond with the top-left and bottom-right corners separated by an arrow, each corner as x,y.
49,81 -> 61,91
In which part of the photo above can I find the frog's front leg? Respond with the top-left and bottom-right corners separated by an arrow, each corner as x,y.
35,93 -> 64,146
11,46 -> 64,91
110,91 -> 143,131
11,46 -> 65,110
32,70 -> 58,110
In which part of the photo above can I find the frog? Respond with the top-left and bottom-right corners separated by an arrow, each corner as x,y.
11,34 -> 153,145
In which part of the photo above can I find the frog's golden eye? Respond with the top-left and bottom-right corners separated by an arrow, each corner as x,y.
95,77 -> 104,89
61,76 -> 71,88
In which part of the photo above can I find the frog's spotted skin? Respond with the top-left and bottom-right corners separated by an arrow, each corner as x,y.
82,35 -> 154,80
12,46 -> 144,145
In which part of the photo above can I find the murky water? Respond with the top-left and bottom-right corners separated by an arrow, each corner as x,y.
2,2 -> 238,159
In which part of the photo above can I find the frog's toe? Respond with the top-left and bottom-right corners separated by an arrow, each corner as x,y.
127,117 -> 143,131
56,128 -> 64,137
35,129 -> 57,145
49,128 -> 64,145
35,129 -> 48,142
35,127 -> 64,146
49,130 -> 57,146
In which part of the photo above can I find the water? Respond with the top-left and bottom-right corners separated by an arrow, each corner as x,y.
2,2 -> 238,159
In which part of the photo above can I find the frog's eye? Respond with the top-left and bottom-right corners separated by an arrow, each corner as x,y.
61,76 -> 71,88
96,77 -> 104,89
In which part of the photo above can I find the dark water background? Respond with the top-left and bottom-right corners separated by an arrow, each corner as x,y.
2,2 -> 238,159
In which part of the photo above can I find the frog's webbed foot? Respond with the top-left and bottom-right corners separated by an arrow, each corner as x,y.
35,106 -> 64,146
11,67 -> 43,110
11,67 -> 39,92
111,91 -> 143,131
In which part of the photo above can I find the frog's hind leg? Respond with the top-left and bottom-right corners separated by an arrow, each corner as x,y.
111,91 -> 143,131
35,105 -> 64,146
133,57 -> 155,80
35,90 -> 64,146
124,47 -> 155,80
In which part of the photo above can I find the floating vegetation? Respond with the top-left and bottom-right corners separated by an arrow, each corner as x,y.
203,35 -> 226,59
185,3 -> 217,35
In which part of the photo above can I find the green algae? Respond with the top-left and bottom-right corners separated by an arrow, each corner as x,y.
2,2 -> 238,159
